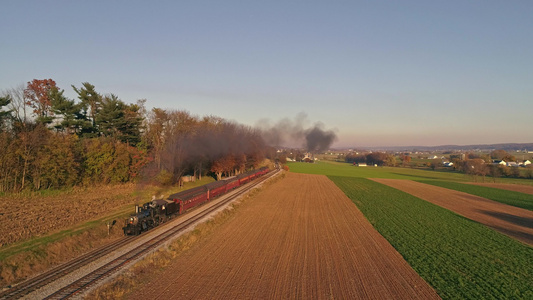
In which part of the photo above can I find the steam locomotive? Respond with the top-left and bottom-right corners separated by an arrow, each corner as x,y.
123,167 -> 270,235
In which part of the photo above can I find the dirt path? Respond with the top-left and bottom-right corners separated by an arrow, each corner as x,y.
131,173 -> 439,299
371,179 -> 533,246
467,182 -> 533,195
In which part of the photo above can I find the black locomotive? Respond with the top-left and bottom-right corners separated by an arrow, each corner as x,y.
123,167 -> 270,235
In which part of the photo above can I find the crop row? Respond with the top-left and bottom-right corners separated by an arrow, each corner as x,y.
418,180 -> 533,210
329,176 -> 533,299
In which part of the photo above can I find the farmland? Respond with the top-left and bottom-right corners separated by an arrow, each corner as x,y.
288,161 -> 468,181
0,178 -> 216,286
419,180 -> 533,210
129,173 -> 439,299
288,161 -> 533,298
330,176 -> 532,299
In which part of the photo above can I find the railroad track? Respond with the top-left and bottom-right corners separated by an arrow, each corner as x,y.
0,169 -> 279,300
0,237 -> 133,300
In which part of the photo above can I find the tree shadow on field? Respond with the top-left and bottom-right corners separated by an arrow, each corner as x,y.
483,223 -> 533,246
477,210 -> 533,229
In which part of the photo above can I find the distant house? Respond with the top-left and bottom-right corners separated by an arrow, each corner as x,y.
507,162 -> 518,167
493,160 -> 507,166
429,155 -> 439,159
523,160 -> 531,166
443,162 -> 454,167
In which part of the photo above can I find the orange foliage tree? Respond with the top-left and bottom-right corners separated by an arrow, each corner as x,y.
24,79 -> 57,123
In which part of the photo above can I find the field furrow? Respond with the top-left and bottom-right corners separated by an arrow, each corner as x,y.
130,173 -> 439,299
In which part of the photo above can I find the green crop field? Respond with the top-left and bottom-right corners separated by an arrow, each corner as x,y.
287,161 -> 533,299
288,161 -> 467,181
420,180 -> 533,211
330,176 -> 532,299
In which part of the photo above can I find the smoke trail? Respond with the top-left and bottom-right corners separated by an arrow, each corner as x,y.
256,112 -> 337,152
304,123 -> 337,153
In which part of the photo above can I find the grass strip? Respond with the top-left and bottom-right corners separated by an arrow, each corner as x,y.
329,176 -> 533,300
288,161 -> 467,181
0,205 -> 132,261
418,180 -> 533,211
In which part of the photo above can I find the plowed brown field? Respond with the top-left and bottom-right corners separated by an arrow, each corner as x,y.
468,182 -> 533,195
371,179 -> 533,246
131,173 -> 439,299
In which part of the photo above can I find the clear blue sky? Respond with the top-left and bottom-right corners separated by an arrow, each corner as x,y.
1,1 -> 532,147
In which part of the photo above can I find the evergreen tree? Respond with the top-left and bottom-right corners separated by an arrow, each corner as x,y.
50,87 -> 91,135
97,94 -> 143,146
72,82 -> 102,137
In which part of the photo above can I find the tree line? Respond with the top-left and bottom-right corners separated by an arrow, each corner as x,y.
0,79 -> 271,193
341,149 -> 532,181
345,152 -> 397,166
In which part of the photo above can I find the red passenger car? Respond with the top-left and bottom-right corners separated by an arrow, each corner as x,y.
168,186 -> 209,214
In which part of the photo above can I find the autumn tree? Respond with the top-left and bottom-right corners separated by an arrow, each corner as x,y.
525,165 -> 533,179
143,108 -> 169,169
366,152 -> 389,166
0,95 -> 12,131
15,124 -> 49,191
429,158 -> 441,170
490,150 -> 509,160
210,159 -> 224,180
81,138 -> 106,184
489,150 -> 515,163
399,154 -> 411,167
465,159 -> 488,182
487,164 -> 501,183
345,153 -> 366,164
0,134 -> 18,192
234,153 -> 247,175
2,85 -> 30,131
32,133 -> 80,189
24,79 -> 58,125
385,155 -> 397,167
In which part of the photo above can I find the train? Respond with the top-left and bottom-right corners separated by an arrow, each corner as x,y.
123,166 -> 270,235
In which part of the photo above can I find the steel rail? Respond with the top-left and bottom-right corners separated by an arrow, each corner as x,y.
44,170 -> 278,299
0,236 -> 133,300
0,169 -> 278,300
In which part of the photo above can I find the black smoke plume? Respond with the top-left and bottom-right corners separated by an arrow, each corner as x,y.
256,112 -> 337,152
304,124 -> 337,153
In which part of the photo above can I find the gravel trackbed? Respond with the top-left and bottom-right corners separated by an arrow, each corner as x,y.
130,173 -> 439,299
